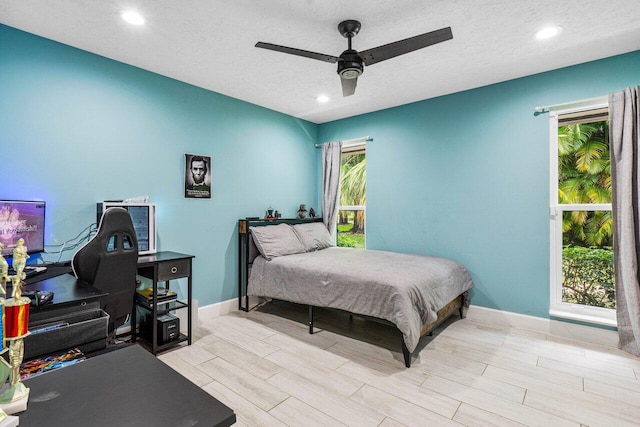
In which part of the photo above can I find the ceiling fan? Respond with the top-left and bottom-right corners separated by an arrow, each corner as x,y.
255,20 -> 453,97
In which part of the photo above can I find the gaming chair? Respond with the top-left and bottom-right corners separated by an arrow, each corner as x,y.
72,207 -> 139,341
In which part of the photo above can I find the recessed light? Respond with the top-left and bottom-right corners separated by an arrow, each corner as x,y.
316,95 -> 330,103
535,26 -> 562,40
121,10 -> 145,26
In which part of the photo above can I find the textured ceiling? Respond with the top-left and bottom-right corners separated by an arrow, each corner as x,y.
2,0 -> 640,124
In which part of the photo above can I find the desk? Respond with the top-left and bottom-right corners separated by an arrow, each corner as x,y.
21,272 -> 109,360
24,271 -> 107,310
21,251 -> 195,358
21,344 -> 236,426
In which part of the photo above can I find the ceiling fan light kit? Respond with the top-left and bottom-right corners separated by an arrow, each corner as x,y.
256,19 -> 453,97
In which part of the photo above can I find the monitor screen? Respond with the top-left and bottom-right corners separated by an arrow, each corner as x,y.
0,200 -> 46,257
98,202 -> 156,255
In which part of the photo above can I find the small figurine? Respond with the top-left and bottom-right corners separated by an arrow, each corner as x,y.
309,207 -> 316,218
297,204 -> 307,219
11,238 -> 29,299
12,239 -> 28,280
265,206 -> 275,219
274,210 -> 281,219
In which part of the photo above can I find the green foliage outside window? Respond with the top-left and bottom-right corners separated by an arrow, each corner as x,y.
562,246 -> 615,308
338,150 -> 366,248
558,121 -> 612,246
337,223 -> 364,248
558,120 -> 614,309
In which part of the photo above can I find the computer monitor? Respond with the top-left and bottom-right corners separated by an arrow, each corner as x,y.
0,200 -> 46,257
97,202 -> 156,255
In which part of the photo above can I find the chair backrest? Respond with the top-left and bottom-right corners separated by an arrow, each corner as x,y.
72,207 -> 139,333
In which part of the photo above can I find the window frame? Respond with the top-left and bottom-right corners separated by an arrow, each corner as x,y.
548,100 -> 616,326
337,142 -> 366,248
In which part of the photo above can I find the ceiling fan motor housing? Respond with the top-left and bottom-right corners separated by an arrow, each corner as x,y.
337,50 -> 363,79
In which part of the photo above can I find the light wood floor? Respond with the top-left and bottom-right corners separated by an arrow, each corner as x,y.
158,301 -> 640,426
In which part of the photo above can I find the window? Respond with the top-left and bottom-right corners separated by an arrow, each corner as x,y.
549,102 -> 615,326
337,144 -> 366,248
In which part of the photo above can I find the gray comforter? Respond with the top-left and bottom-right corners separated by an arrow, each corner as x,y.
248,247 -> 474,353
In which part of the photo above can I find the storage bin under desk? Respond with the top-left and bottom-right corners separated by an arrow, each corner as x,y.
25,301 -> 108,360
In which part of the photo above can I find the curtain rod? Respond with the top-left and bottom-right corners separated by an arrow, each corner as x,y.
534,95 -> 608,116
315,136 -> 372,148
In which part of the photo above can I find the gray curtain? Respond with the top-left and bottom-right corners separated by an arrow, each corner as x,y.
322,141 -> 343,237
609,86 -> 640,356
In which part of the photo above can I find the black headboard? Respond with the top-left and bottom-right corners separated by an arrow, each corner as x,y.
237,217 -> 323,311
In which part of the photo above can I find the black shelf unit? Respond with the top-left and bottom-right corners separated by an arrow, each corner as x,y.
132,251 -> 195,354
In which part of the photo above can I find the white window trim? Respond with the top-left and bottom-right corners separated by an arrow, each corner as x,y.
548,103 -> 616,327
338,142 -> 366,248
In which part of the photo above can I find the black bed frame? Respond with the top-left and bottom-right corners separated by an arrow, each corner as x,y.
237,217 -> 467,368
238,217 -> 323,311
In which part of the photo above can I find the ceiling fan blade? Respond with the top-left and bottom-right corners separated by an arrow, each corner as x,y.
255,42 -> 339,64
359,27 -> 453,66
341,75 -> 357,97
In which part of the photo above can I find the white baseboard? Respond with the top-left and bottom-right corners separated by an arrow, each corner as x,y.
198,296 -> 261,323
467,305 -> 619,348
199,298 -> 236,323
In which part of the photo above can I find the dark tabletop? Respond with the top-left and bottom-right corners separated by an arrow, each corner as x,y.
20,271 -> 107,310
136,251 -> 194,266
21,344 -> 236,427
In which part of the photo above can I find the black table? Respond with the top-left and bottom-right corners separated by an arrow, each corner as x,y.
21,344 -> 236,426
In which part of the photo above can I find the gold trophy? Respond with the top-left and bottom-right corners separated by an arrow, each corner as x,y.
0,239 -> 30,416
0,301 -> 20,425
0,299 -> 11,423
0,244 -> 9,422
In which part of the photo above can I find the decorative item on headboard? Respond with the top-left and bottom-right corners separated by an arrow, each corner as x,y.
309,207 -> 316,218
265,206 -> 275,219
297,204 -> 307,218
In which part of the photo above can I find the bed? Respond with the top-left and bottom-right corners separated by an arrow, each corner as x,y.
238,218 -> 474,367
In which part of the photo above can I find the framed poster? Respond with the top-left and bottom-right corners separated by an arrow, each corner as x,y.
184,154 -> 212,199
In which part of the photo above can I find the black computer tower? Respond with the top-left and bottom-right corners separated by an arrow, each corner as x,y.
144,313 -> 180,345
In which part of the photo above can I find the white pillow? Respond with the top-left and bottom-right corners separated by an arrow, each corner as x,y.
292,222 -> 333,252
250,224 -> 306,260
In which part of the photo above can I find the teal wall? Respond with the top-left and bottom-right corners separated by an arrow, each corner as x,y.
0,24 -> 318,306
318,51 -> 640,318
